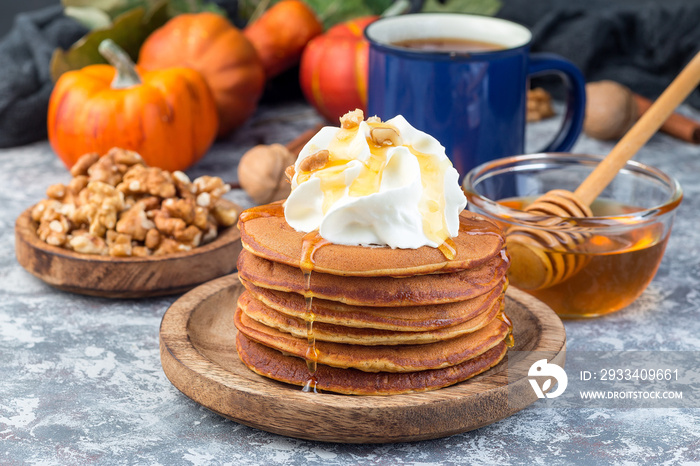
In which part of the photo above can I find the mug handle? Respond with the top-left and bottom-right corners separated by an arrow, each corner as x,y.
528,53 -> 587,152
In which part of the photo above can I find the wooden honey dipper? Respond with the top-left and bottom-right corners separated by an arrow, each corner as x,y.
507,51 -> 700,291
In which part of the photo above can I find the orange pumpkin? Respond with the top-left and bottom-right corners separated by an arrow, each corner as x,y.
244,0 -> 323,78
299,16 -> 378,122
138,12 -> 265,137
48,39 -> 218,172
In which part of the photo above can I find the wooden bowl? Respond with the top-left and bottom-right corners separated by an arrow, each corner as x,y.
160,274 -> 566,443
14,208 -> 242,298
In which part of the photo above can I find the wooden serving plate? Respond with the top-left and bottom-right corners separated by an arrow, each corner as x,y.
160,274 -> 566,443
15,208 -> 242,298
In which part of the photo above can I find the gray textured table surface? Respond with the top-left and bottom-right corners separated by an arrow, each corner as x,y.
2,102 -> 699,465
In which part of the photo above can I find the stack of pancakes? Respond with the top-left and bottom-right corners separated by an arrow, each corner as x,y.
234,203 -> 511,395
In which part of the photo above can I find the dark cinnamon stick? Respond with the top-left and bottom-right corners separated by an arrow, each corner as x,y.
285,123 -> 325,155
634,94 -> 700,144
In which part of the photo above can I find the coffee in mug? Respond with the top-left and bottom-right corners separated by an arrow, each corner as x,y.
391,38 -> 505,53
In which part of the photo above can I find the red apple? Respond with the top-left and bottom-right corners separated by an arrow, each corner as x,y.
299,16 -> 378,122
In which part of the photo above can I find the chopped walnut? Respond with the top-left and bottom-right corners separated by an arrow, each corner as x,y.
196,192 -> 211,208
67,176 -> 89,204
47,177 -> 87,207
366,116 -> 381,123
37,215 -> 70,247
153,210 -> 187,237
211,198 -> 240,227
131,246 -> 151,257
527,87 -> 555,122
106,230 -> 133,257
58,202 -> 76,219
370,126 -> 402,146
31,199 -> 63,223
284,164 -> 295,183
119,165 -> 176,198
69,204 -> 97,230
88,153 -> 123,186
162,198 -> 196,224
116,200 -> 155,241
174,224 -> 202,247
68,231 -> 108,255
172,171 -> 196,199
340,109 -> 364,129
108,147 -> 143,167
145,228 -> 162,250
188,206 -> 205,231
70,153 -> 100,177
46,183 -> 67,201
192,176 -> 230,198
32,148 -> 240,257
299,150 -> 329,172
153,237 -> 191,255
80,181 -> 125,237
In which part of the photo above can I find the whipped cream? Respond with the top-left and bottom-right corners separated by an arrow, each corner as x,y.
284,110 -> 467,249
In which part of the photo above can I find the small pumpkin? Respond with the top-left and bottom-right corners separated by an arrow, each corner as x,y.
48,39 -> 218,172
244,0 -> 323,78
138,12 -> 265,137
299,16 -> 378,122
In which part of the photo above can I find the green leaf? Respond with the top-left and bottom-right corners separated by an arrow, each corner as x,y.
240,0 -> 392,30
304,0 -> 393,29
421,0 -> 502,16
64,6 -> 113,30
237,0 -> 259,21
62,0 -> 226,20
62,0 -> 156,20
62,0 -> 126,13
168,0 -> 227,15
50,1 -> 169,82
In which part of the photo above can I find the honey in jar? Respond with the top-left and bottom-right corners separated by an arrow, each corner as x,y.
498,197 -> 671,318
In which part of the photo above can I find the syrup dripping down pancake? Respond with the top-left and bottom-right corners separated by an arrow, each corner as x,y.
238,291 -> 502,345
237,249 -> 509,307
241,279 -> 505,331
239,203 -> 505,277
236,333 -> 508,395
234,307 -> 509,372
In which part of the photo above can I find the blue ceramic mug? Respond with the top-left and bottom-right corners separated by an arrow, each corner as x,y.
365,14 -> 586,177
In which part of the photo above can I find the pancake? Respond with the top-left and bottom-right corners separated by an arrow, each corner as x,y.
239,203 -> 505,277
241,279 -> 505,331
234,307 -> 509,372
237,249 -> 509,307
238,290 -> 501,345
237,333 -> 508,395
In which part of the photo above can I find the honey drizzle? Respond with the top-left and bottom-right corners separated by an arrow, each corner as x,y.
299,230 -> 331,393
458,214 -> 504,236
434,212 -> 504,261
238,202 -> 285,223
346,126 -> 391,197
439,237 -> 457,261
497,307 -> 515,348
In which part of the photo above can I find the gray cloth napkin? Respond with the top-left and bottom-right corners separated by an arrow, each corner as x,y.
0,6 -> 87,148
498,0 -> 700,108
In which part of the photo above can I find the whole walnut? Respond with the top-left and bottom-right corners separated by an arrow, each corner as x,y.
238,143 -> 296,204
584,81 -> 638,140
